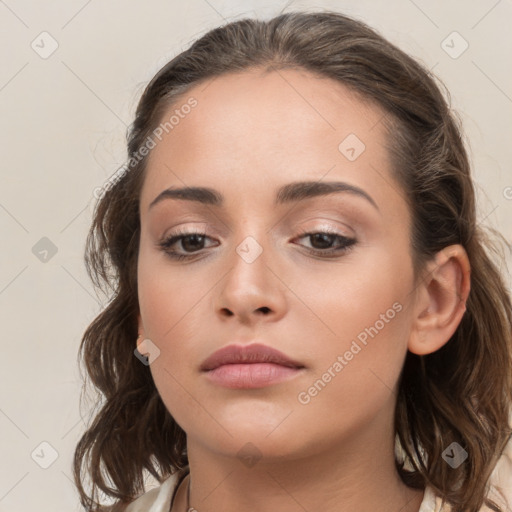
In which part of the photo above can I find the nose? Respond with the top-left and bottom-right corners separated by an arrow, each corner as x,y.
214,236 -> 287,325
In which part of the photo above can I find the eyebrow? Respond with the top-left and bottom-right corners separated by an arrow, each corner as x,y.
148,180 -> 379,212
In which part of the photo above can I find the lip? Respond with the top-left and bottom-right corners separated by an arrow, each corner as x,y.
200,343 -> 305,389
200,343 -> 304,371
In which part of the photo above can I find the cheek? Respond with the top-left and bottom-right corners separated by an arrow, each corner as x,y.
137,253 -> 211,415
137,251 -> 204,343
289,246 -> 412,352
292,285 -> 411,445
293,352 -> 401,454
287,248 -> 413,409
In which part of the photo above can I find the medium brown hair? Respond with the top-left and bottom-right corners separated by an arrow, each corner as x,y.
73,10 -> 512,511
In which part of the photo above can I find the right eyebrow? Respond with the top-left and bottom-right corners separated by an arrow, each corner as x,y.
149,186 -> 222,210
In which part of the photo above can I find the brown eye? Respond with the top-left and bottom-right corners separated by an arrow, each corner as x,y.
179,233 -> 207,252
158,230 -> 218,260
308,233 -> 337,250
295,230 -> 357,257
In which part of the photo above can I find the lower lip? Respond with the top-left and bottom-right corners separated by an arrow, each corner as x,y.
203,363 -> 303,389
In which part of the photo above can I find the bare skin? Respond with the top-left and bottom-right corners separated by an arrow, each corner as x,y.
136,67 -> 470,512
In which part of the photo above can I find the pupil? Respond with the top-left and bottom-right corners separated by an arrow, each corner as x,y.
183,234 -> 204,251
311,233 -> 333,249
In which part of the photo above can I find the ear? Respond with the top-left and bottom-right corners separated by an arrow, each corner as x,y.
137,313 -> 145,341
408,244 -> 471,356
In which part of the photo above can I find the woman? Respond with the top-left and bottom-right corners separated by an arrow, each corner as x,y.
73,10 -> 512,512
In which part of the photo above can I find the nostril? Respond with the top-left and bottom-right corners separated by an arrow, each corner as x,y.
257,307 -> 271,315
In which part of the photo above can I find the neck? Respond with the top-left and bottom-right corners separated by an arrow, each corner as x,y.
174,424 -> 424,512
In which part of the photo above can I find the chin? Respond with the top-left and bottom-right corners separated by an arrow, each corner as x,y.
188,420 -> 310,461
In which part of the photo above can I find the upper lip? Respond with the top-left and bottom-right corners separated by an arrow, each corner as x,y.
200,343 -> 305,371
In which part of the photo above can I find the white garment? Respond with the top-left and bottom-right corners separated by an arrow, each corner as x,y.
124,436 -> 512,512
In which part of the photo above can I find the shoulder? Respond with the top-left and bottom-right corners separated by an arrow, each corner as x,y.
121,467 -> 189,512
486,434 -> 512,511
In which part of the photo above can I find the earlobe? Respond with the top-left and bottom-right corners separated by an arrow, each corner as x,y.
137,313 -> 145,342
408,244 -> 471,356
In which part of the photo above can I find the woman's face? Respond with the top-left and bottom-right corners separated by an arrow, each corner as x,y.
137,68 -> 417,461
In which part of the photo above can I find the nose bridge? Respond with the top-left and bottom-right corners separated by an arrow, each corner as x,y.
215,221 -> 286,322
230,211 -> 271,267
229,229 -> 270,291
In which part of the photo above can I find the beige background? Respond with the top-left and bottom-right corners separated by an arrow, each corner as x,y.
0,1 -> 511,510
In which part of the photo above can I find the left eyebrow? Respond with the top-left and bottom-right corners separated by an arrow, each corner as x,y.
148,180 -> 379,212
275,180 -> 379,211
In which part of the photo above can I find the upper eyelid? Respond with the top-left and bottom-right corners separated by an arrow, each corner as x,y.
163,225 -> 352,238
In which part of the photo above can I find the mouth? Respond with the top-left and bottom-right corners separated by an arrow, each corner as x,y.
200,343 -> 305,389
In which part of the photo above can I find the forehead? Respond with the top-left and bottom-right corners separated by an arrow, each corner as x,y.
140,67 -> 395,210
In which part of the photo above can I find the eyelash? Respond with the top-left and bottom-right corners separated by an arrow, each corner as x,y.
157,227 -> 357,261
